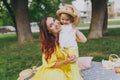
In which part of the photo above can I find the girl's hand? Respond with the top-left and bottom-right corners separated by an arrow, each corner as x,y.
64,4 -> 79,16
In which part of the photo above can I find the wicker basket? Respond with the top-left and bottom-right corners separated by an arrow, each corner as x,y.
109,54 -> 119,62
109,54 -> 120,67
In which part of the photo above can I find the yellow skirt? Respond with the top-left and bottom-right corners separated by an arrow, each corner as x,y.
63,48 -> 83,80
30,66 -> 73,80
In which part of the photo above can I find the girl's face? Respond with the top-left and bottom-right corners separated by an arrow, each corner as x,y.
46,17 -> 61,36
59,13 -> 71,25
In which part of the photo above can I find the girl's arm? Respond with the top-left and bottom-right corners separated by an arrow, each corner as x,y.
76,29 -> 87,43
73,7 -> 80,27
65,4 -> 80,27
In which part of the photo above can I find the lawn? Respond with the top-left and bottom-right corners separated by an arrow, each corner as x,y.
78,20 -> 120,27
0,28 -> 120,80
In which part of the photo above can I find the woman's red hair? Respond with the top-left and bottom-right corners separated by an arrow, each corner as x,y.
39,17 -> 59,62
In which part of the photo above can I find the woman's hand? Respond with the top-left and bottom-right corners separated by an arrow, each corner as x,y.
52,55 -> 77,68
66,55 -> 78,64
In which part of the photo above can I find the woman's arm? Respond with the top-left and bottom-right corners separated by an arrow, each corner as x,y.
52,55 -> 77,68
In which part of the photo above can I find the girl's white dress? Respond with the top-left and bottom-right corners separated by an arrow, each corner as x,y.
59,24 -> 77,49
59,24 -> 83,80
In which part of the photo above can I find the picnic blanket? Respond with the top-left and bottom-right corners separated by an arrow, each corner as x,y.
82,62 -> 120,80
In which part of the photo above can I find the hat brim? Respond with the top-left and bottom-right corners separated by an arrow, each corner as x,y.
56,9 -> 76,18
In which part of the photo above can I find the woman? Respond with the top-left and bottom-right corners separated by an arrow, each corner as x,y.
31,16 -> 78,80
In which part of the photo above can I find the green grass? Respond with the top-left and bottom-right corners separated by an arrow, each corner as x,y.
0,28 -> 120,80
0,33 -> 41,80
78,20 -> 120,27
78,28 -> 120,61
108,20 -> 120,25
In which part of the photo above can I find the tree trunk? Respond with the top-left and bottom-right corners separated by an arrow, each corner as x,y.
102,0 -> 108,35
88,0 -> 108,39
11,0 -> 34,44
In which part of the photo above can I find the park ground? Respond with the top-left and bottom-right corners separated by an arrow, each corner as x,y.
0,20 -> 120,80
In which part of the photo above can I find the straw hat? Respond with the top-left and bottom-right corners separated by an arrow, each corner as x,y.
17,69 -> 34,80
56,6 -> 76,18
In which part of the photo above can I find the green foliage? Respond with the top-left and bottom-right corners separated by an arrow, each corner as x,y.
107,1 -> 114,7
28,0 -> 74,22
0,0 -> 74,26
0,9 -> 13,26
28,0 -> 61,22
61,0 -> 73,4
0,1 -> 13,26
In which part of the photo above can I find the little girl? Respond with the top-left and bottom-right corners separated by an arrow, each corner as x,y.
56,4 -> 87,80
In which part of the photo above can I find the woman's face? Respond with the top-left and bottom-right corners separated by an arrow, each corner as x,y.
46,17 -> 61,36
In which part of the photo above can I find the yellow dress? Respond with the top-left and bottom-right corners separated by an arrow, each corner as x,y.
30,46 -> 73,80
63,48 -> 83,80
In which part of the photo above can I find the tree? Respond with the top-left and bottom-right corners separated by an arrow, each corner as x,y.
2,0 -> 17,34
28,0 -> 74,22
29,0 -> 61,22
1,0 -> 34,44
88,0 -> 108,39
102,4 -> 108,35
2,0 -> 66,44
60,0 -> 73,4
0,0 -> 13,26
11,0 -> 34,44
